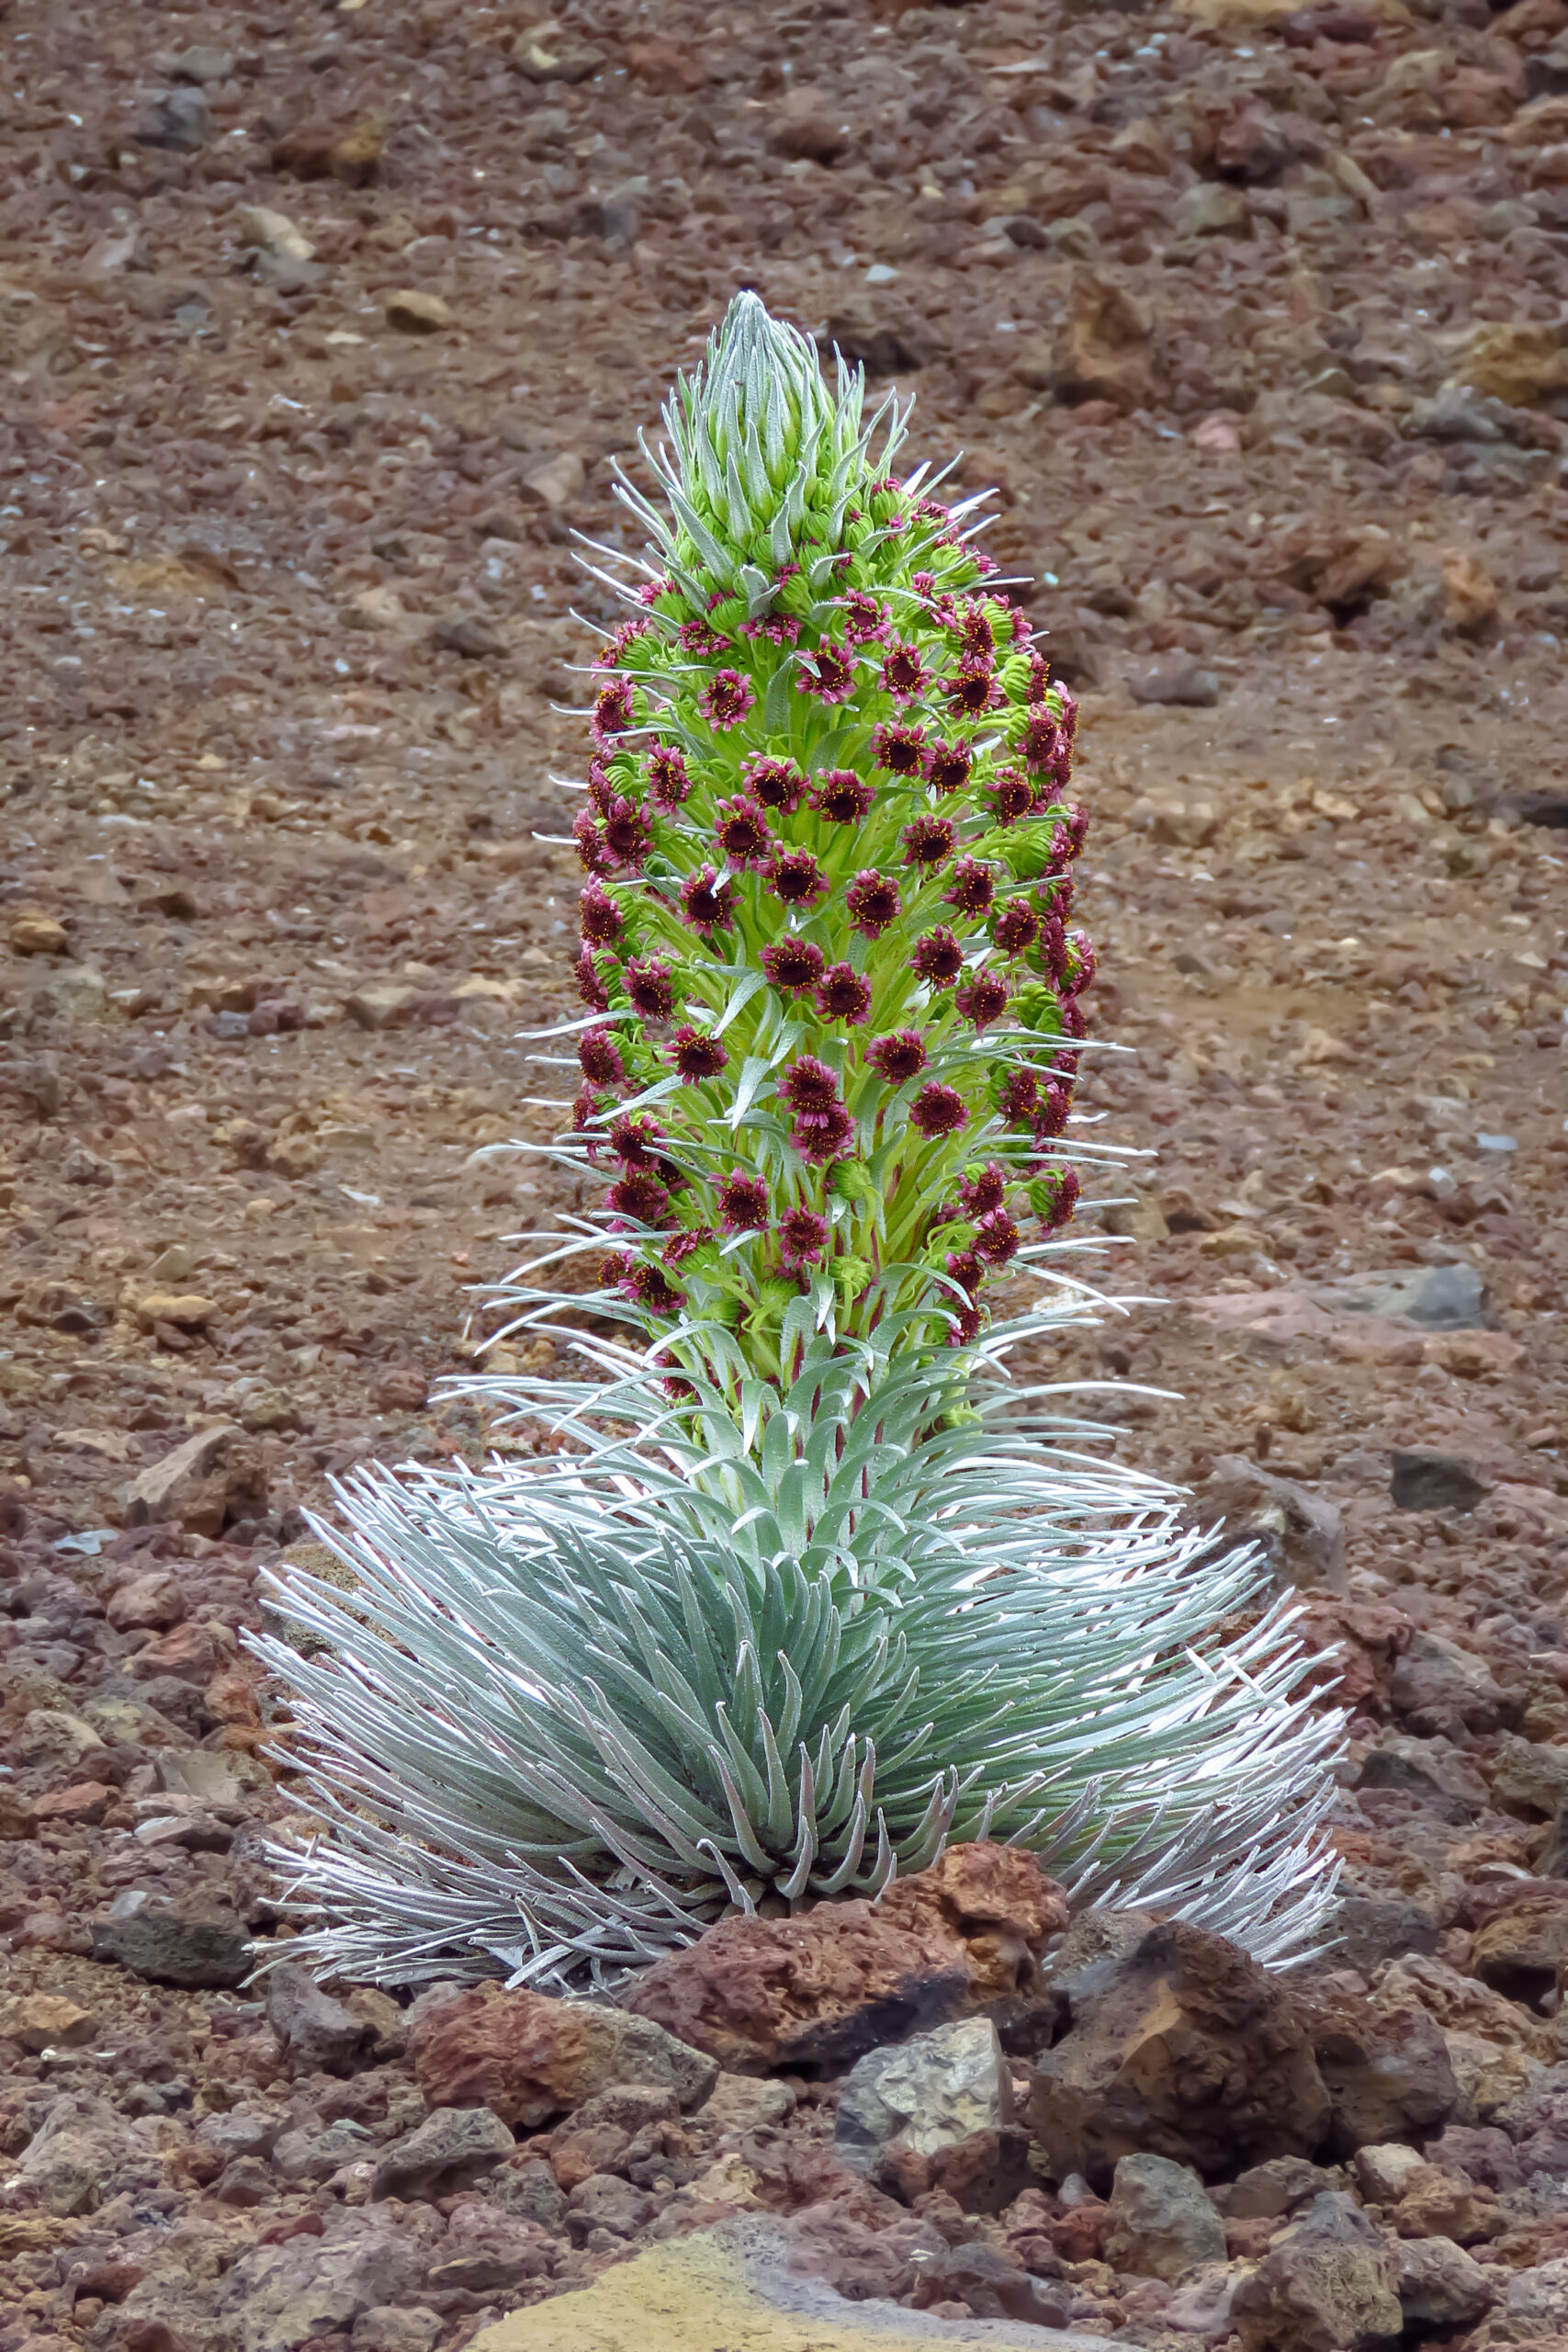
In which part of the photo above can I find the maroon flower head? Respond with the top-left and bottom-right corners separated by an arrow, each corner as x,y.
960,1163 -> 1007,1218
680,865 -> 734,934
793,1100 -> 854,1164
601,797 -> 650,869
871,720 -> 927,777
811,769 -> 876,824
780,1055 -> 841,1116
901,815 -> 955,873
665,1225 -> 715,1265
1057,687 -> 1080,744
608,1170 -> 672,1226
910,927 -> 964,987
761,937 -> 827,994
679,617 -> 731,656
599,1250 -> 636,1292
815,963 -> 873,1025
983,767 -> 1034,828
625,956 -> 676,1022
586,760 -> 617,818
573,810 -> 609,874
909,1083 -> 968,1139
955,970 -> 1009,1031
924,739 -> 974,797
1034,1080 -> 1073,1140
573,946 -> 610,1012
699,669 -> 756,731
572,1083 -> 604,1141
1065,931 -> 1097,996
992,899 -> 1041,958
846,869 -> 902,940
998,1068 -> 1038,1125
609,1114 -> 663,1169
646,743 -> 692,808
944,858 -> 996,920
578,881 -> 624,947
943,1296 -> 985,1349
944,1248 -> 985,1296
743,755 -> 808,814
779,1207 -> 829,1269
718,1170 -> 771,1231
715,794 -> 773,872
592,679 -> 636,743
770,848 -> 828,908
796,640 -> 857,703
881,641 -> 930,704
943,668 -> 1003,718
578,1027 -> 626,1088
632,1262 -> 684,1317
669,1024 -> 729,1083
1060,997 -> 1087,1041
840,591 -> 891,646
1035,1166 -> 1081,1234
1039,915 -> 1069,986
1020,703 -> 1068,777
974,1209 -> 1021,1265
597,617 -> 652,667
954,600 -> 996,666
865,1029 -> 928,1085
637,575 -> 675,608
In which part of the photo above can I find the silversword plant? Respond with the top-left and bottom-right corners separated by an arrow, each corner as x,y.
258,297 -> 1344,1991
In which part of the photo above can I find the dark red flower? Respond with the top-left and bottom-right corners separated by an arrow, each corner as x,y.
924,739 -> 974,797
666,1225 -> 715,1264
983,767 -> 1034,827
699,669 -> 755,730
716,795 -> 773,872
944,859 -> 996,920
1020,703 -> 1067,775
680,865 -> 734,933
796,640 -> 856,702
669,1025 -> 728,1082
578,881 -> 624,946
572,1084 -> 604,1143
910,927 -> 964,986
960,1163 -> 1007,1217
573,810 -> 609,874
815,963 -> 873,1025
578,1027 -> 627,1088
840,591 -> 890,645
881,640 -> 929,704
625,957 -> 676,1021
769,848 -> 827,907
953,600 -> 996,666
909,1082 -> 967,1139
942,1295 -> 985,1348
761,938 -> 827,994
973,1209 -> 1020,1265
870,721 -> 927,776
1035,1167 -> 1080,1233
596,617 -> 652,666
992,899 -> 1041,958
743,755 -> 807,813
1060,997 -> 1086,1041
865,1029 -> 928,1084
632,1261 -> 684,1317
794,1101 -> 854,1164
846,870 -> 901,939
599,1250 -> 636,1291
779,1207 -> 829,1269
679,617 -> 731,655
601,797 -> 650,868
573,947 -> 610,1012
780,1055 -> 840,1115
1064,930 -> 1097,996
944,1249 -> 985,1295
608,1170 -> 671,1226
1034,1080 -> 1073,1139
955,971 -> 1009,1030
718,1170 -> 771,1230
1038,915 -> 1069,986
1057,687 -> 1080,743
943,668 -> 1003,718
647,743 -> 692,808
811,769 -> 876,824
592,679 -> 636,743
998,1069 -> 1038,1125
901,816 -> 954,872
586,759 -> 616,818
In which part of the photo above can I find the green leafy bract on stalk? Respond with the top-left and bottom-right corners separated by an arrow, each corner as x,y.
256,298 -> 1346,1993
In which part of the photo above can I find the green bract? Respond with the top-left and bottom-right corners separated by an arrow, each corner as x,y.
259,299 -> 1345,1991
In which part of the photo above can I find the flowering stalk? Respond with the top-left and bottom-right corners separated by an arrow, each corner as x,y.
527,295 -> 1105,1392
258,299 -> 1345,1991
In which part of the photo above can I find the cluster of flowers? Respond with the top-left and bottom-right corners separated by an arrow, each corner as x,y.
553,379 -> 1093,1368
